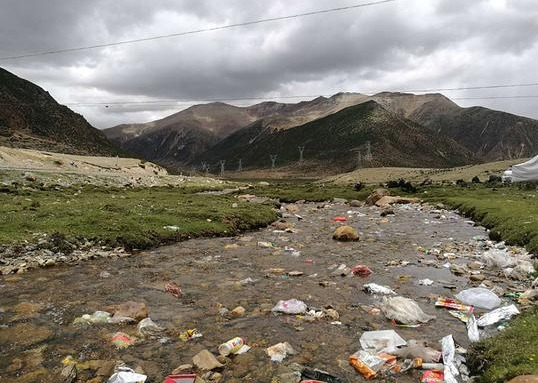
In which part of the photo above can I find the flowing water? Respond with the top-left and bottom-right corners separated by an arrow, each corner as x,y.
0,201 -> 527,382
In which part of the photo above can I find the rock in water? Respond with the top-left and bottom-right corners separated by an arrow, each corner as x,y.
105,301 -> 148,321
192,350 -> 224,371
365,188 -> 390,205
332,226 -> 359,241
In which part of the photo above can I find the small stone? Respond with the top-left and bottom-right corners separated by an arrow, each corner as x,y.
193,350 -> 224,371
172,364 -> 194,374
231,306 -> 246,317
332,226 -> 359,241
349,200 -> 362,207
470,274 -> 485,282
61,364 -> 77,383
105,301 -> 148,321
325,308 -> 340,320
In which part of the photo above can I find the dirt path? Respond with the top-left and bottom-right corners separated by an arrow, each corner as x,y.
0,201 -> 531,382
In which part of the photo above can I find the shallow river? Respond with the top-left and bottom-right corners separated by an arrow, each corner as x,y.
0,201 -> 526,382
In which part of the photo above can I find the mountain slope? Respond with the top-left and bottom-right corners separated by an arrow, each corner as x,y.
368,92 -> 538,161
0,67 -> 121,156
103,93 -> 369,168
409,104 -> 538,160
194,101 -> 474,172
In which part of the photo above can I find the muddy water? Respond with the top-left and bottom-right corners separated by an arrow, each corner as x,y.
0,202 -> 525,382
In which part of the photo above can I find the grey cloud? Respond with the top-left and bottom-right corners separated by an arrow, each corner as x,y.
1,0 -> 537,128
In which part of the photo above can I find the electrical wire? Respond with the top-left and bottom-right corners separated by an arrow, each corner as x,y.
0,0 -> 397,61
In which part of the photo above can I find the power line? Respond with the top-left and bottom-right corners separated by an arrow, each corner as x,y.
52,82 -> 538,107
0,0 -> 397,61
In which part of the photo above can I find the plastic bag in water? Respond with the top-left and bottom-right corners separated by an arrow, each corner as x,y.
271,299 -> 307,314
380,296 -> 436,324
455,288 -> 501,310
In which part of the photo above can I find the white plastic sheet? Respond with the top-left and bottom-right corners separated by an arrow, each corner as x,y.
359,330 -> 407,354
510,155 -> 538,182
271,299 -> 307,314
107,368 -> 147,383
477,305 -> 520,327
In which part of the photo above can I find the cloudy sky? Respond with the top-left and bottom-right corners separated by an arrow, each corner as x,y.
1,0 -> 537,128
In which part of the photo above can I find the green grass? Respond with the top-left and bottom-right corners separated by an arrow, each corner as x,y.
0,185 -> 278,250
418,184 -> 538,253
468,306 -> 538,382
251,182 -> 373,202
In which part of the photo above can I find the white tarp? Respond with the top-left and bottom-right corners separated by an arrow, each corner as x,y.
510,155 -> 538,182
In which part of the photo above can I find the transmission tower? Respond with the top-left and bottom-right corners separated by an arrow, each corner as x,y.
190,165 -> 196,176
237,159 -> 243,172
356,150 -> 362,168
365,141 -> 371,161
201,162 -> 207,176
270,154 -> 278,169
298,146 -> 305,162
219,160 -> 226,176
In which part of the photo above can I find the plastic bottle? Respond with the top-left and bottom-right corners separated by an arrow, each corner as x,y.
218,337 -> 245,356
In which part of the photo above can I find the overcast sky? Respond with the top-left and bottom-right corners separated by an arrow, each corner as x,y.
1,0 -> 537,128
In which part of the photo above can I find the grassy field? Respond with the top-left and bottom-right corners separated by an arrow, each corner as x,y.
420,184 -> 538,253
0,185 -> 278,250
251,181 -> 372,202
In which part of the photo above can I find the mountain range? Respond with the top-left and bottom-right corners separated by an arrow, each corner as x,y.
1,66 -> 536,173
105,91 -> 538,172
0,67 -> 122,156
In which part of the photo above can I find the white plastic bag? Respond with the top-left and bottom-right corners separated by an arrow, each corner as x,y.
455,288 -> 501,310
359,330 -> 406,354
380,296 -> 436,324
477,305 -> 520,327
107,367 -> 147,383
394,340 -> 442,362
467,314 -> 479,342
137,318 -> 164,338
271,299 -> 307,314
363,283 -> 396,295
441,335 -> 459,383
266,342 -> 296,362
481,249 -> 516,268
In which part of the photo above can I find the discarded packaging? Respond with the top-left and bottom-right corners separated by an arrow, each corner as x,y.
419,279 -> 434,286
111,332 -> 136,349
179,328 -> 203,342
218,337 -> 246,356
302,367 -> 344,383
359,330 -> 406,354
441,335 -> 459,383
137,318 -> 164,338
467,314 -> 480,342
333,216 -> 347,222
435,297 -> 472,312
163,374 -> 197,383
352,265 -> 372,276
107,367 -> 147,383
73,310 -> 112,325
421,370 -> 444,383
394,340 -> 441,362
349,350 -> 386,379
266,342 -> 295,362
481,248 -> 516,269
272,299 -> 307,314
477,305 -> 520,327
165,282 -> 182,299
455,288 -> 501,310
363,283 -> 396,295
381,296 -> 436,324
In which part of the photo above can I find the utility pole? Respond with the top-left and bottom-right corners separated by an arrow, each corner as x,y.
201,162 -> 207,176
270,154 -> 277,169
298,146 -> 305,162
190,165 -> 196,176
219,160 -> 226,176
237,159 -> 243,172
